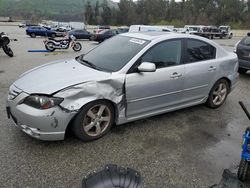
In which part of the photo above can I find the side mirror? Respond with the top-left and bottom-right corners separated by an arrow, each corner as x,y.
137,62 -> 156,73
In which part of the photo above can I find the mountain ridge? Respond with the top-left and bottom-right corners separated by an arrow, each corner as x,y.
0,0 -> 117,21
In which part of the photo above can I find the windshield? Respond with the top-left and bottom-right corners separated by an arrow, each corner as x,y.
79,35 -> 150,72
220,27 -> 228,31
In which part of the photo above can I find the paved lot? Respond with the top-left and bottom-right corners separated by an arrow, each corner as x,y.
0,26 -> 250,188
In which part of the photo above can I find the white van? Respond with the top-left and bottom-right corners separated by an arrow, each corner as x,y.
184,25 -> 205,33
129,25 -> 173,33
70,22 -> 86,30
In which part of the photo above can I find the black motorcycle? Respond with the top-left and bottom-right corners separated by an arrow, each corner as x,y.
0,32 -> 14,57
44,35 -> 82,52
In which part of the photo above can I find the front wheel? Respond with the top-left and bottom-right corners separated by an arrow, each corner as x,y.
72,42 -> 82,52
3,45 -> 14,57
206,79 -> 229,108
72,100 -> 115,141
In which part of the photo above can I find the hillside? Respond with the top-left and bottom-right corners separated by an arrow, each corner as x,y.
0,0 -> 117,21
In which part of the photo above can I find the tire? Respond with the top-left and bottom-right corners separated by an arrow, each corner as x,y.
206,79 -> 229,109
30,33 -> 36,38
237,159 -> 250,182
72,100 -> 115,141
229,34 -> 233,39
238,68 -> 248,74
3,45 -> 14,57
45,42 -> 55,52
51,33 -> 56,38
209,35 -> 213,39
82,164 -> 143,188
72,42 -> 82,52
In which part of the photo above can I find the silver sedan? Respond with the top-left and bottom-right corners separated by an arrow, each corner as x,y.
6,32 -> 238,141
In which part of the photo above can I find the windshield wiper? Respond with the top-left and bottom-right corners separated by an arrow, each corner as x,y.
76,56 -> 101,70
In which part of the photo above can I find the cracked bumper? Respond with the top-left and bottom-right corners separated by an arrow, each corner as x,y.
6,92 -> 76,141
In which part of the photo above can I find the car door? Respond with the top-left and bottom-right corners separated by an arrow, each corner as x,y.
40,27 -> 46,36
125,39 -> 185,118
107,30 -> 113,38
73,30 -> 80,39
182,38 -> 217,104
35,27 -> 40,35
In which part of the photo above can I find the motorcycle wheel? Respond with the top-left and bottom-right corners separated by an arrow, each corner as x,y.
45,42 -> 55,52
72,42 -> 82,52
3,45 -> 14,57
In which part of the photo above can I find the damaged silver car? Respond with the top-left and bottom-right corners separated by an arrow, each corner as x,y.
6,32 -> 238,141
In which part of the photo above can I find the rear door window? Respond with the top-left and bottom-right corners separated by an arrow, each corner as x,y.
186,39 -> 216,63
241,37 -> 250,46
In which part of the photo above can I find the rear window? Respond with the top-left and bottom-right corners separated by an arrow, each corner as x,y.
241,37 -> 250,46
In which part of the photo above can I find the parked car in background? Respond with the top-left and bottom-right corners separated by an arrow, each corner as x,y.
117,27 -> 129,33
70,22 -> 85,30
91,29 -> 119,43
18,22 -> 26,28
26,26 -> 57,38
173,27 -> 196,34
129,25 -> 172,32
94,25 -> 111,33
68,29 -> 91,40
235,33 -> 250,74
57,26 -> 72,32
219,25 -> 233,39
184,25 -> 205,32
6,32 -> 238,141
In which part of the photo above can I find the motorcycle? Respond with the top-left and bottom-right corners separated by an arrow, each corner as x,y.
44,35 -> 82,52
0,32 -> 14,57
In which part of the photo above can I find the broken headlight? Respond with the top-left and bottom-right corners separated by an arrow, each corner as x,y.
23,95 -> 63,110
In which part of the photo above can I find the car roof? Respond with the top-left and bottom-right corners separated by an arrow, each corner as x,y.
120,32 -> 222,48
121,32 -> 201,41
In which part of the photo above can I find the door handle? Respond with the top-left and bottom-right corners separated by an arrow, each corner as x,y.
171,72 -> 182,79
208,66 -> 216,72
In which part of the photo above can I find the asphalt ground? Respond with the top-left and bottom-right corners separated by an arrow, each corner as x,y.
0,26 -> 250,188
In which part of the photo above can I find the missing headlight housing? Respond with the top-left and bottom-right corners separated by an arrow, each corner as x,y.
23,95 -> 63,110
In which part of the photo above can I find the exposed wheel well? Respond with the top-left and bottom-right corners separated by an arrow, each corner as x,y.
65,99 -> 118,136
220,77 -> 231,91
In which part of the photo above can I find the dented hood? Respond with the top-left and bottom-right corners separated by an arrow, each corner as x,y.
14,59 -> 111,94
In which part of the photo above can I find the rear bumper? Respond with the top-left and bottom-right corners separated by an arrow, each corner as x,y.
239,59 -> 250,70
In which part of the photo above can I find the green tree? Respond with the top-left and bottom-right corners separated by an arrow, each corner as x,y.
85,1 -> 94,24
101,0 -> 112,25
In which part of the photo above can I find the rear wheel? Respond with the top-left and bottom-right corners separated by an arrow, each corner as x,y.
238,68 -> 248,74
45,42 -> 55,52
206,79 -> 229,108
30,33 -> 36,38
72,100 -> 115,141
